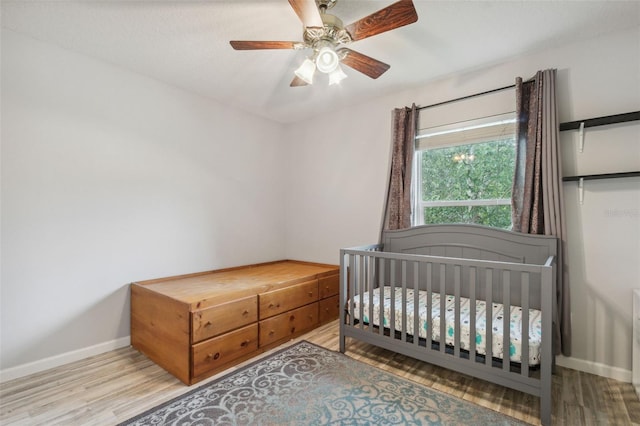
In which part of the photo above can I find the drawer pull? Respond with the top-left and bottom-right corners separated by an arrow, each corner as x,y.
268,303 -> 280,309
289,315 -> 295,321
290,327 -> 296,334
207,352 -> 221,361
240,340 -> 250,348
269,330 -> 275,336
242,310 -> 249,316
308,291 -> 313,297
204,321 -> 213,327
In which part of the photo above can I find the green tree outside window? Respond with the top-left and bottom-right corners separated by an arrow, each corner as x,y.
420,138 -> 516,229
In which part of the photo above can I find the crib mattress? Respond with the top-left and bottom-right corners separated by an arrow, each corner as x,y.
349,286 -> 542,365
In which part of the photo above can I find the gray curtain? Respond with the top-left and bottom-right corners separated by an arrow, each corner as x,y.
512,69 -> 571,356
381,104 -> 417,236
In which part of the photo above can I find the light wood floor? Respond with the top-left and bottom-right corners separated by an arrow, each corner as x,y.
1,320 -> 639,425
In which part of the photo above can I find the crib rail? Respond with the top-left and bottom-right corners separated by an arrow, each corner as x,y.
339,244 -> 554,425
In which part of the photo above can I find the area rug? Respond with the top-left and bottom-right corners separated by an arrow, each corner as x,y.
120,341 -> 526,425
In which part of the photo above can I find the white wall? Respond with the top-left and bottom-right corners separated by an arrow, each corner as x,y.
2,24 -> 638,383
285,27 -> 640,379
1,29 -> 287,377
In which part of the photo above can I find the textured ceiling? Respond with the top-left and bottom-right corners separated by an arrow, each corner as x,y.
2,1 -> 639,123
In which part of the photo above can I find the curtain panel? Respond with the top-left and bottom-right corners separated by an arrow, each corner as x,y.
381,104 -> 417,236
512,69 -> 571,356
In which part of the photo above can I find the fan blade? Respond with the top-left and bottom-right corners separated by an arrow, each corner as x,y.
344,0 -> 418,42
288,0 -> 323,28
339,48 -> 390,79
290,75 -> 309,87
230,41 -> 300,50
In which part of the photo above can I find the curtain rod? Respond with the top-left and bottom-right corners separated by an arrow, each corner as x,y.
417,84 -> 516,111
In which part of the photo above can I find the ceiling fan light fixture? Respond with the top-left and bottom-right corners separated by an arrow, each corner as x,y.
328,65 -> 347,85
315,46 -> 339,73
294,58 -> 316,84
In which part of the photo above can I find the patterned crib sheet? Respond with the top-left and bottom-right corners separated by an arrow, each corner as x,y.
349,286 -> 542,365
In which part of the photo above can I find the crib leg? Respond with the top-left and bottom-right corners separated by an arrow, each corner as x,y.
339,317 -> 347,353
541,392 -> 551,426
541,357 -> 553,425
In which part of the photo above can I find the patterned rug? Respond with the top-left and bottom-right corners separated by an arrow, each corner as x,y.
120,341 -> 526,425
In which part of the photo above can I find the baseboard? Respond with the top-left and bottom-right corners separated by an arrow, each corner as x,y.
0,337 -> 632,385
556,355 -> 632,383
0,336 -> 131,383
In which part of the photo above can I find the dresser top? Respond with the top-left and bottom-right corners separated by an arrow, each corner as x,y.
132,260 -> 338,308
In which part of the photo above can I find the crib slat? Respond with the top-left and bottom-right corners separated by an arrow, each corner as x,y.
454,265 -> 461,358
368,254 -> 374,337
413,261 -> 420,347
401,261 -> 407,343
439,264 -> 446,354
485,269 -> 493,368
521,272 -> 530,375
349,254 -> 356,327
469,267 -> 477,361
503,270 -> 511,371
426,263 -> 433,348
390,259 -> 396,338
358,255 -> 365,331
379,259 -> 385,336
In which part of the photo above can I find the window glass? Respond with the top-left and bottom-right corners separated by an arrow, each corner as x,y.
414,113 -> 516,229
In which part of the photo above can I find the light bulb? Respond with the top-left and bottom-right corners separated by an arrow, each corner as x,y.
294,58 -> 316,84
328,65 -> 347,85
315,46 -> 339,73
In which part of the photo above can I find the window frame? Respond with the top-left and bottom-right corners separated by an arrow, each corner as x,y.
412,113 -> 516,228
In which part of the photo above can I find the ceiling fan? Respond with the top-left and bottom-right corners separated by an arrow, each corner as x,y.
230,0 -> 418,87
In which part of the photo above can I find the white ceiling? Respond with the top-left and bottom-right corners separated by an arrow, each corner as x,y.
2,1 -> 639,123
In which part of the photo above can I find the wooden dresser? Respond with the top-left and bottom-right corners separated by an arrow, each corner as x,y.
130,260 -> 339,385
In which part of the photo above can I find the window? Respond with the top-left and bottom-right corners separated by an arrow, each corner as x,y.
413,113 -> 516,229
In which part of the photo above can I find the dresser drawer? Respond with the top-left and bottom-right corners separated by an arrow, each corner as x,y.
319,294 -> 340,323
192,296 -> 257,343
192,324 -> 258,378
319,274 -> 339,299
259,280 -> 318,319
259,303 -> 318,347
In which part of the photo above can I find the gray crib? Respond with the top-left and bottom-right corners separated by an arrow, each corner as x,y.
339,224 -> 557,426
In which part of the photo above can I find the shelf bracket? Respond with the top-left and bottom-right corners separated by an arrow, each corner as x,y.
579,177 -> 584,205
578,122 -> 585,153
